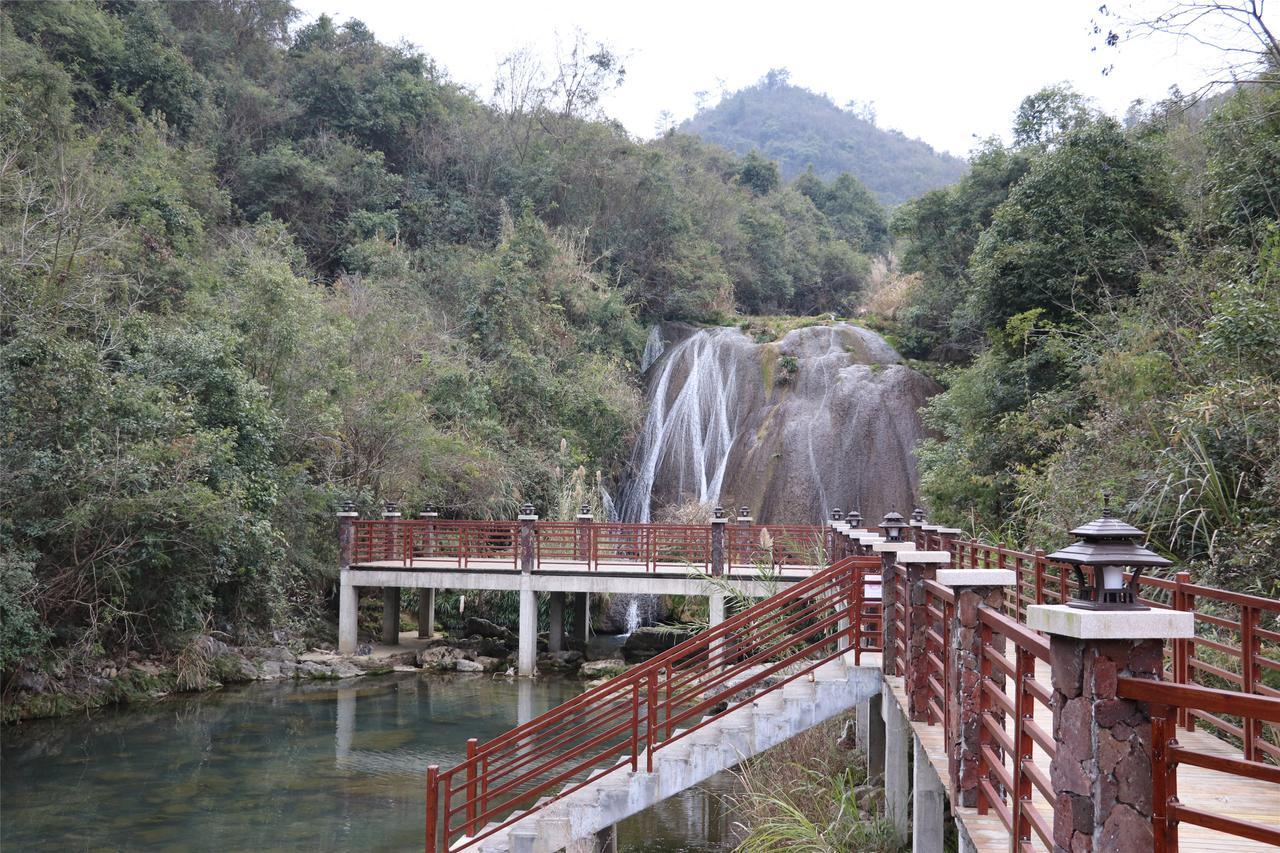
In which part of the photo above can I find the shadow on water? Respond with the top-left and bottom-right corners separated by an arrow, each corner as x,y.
1,673 -> 741,852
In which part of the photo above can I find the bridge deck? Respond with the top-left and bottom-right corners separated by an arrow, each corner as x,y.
887,661 -> 1280,852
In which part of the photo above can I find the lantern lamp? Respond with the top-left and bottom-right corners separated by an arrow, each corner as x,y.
830,507 -> 844,521
1047,505 -> 1171,611
879,508 -> 907,542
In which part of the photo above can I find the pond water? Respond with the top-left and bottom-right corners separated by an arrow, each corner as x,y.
1,672 -> 742,852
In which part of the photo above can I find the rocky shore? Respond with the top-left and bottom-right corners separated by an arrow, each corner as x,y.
2,618 -> 699,724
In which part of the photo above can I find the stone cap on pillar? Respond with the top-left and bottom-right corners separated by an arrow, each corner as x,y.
936,568 -> 1016,586
934,527 -> 965,535
336,510 -> 360,518
921,524 -> 942,532
1027,604 -> 1194,639
897,550 -> 952,564
872,541 -> 916,553
575,514 -> 594,521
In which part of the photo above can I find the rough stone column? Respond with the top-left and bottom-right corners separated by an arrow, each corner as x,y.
901,551 -> 951,722
548,591 -> 565,653
709,510 -> 727,577
337,505 -> 360,655
418,508 -> 438,638
883,691 -> 911,844
381,505 -> 402,645
572,592 -> 590,644
517,573 -> 537,677
827,508 -> 843,562
1027,605 -> 1193,853
733,507 -> 753,571
576,506 -> 593,567
518,504 -> 537,574
937,568 -> 1015,808
913,734 -> 945,853
872,541 -> 917,676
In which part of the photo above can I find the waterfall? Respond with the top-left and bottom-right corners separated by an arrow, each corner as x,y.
618,322 -> 940,525
619,328 -> 747,522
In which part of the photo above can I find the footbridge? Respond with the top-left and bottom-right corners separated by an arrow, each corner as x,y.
342,505 -> 1280,853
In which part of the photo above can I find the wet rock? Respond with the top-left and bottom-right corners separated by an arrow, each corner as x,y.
330,660 -> 364,679
259,660 -> 298,680
418,646 -> 463,670
474,656 -> 504,672
538,650 -> 584,672
622,626 -> 691,663
250,646 -> 297,663
579,659 -> 626,679
455,659 -> 484,673
464,618 -> 518,646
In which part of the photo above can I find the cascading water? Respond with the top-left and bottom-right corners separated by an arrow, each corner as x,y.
639,325 -> 666,374
618,322 -> 940,525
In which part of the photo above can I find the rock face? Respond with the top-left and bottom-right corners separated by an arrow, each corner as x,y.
618,323 -> 940,524
622,626 -> 692,663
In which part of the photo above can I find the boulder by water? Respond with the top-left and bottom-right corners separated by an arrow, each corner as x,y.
621,626 -> 692,662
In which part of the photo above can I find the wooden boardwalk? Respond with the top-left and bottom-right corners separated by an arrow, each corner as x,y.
885,661 -> 1280,852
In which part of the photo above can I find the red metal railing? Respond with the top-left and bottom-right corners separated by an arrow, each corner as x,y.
353,520 -> 521,569
1119,677 -> 1280,850
727,525 -> 826,572
929,534 -> 1280,764
424,555 -> 881,852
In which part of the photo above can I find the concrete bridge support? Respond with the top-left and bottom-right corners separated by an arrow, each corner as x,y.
548,591 -> 566,653
418,589 -> 435,638
338,574 -> 358,655
382,587 -> 400,645
572,592 -> 590,644
913,736 -> 945,853
883,690 -> 911,844
518,578 -> 537,677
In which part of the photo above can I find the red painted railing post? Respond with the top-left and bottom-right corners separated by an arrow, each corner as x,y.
645,669 -> 657,772
1242,605 -> 1258,761
425,764 -> 439,853
465,738 -> 478,838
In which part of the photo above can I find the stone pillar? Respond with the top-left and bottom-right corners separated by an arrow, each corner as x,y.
576,506 -> 593,568
418,507 -> 438,639
902,551 -> 951,721
709,509 -> 727,577
883,692 -> 911,844
517,575 -> 537,677
381,504 -> 402,645
548,591 -> 565,653
872,541 -> 916,676
827,508 -> 843,562
572,592 -> 590,644
518,504 -> 537,574
337,505 -> 359,655
913,735 -> 945,853
1027,605 -> 1193,853
937,568 -> 1015,808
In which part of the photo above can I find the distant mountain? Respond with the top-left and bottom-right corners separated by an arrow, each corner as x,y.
679,75 -> 968,205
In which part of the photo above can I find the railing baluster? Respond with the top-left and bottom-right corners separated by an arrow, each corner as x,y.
425,764 -> 439,853
1241,605 -> 1257,762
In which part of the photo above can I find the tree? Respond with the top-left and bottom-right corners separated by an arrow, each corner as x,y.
1012,84 -> 1096,147
738,150 -> 780,195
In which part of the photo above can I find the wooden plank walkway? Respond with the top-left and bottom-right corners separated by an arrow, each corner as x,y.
885,661 -> 1280,852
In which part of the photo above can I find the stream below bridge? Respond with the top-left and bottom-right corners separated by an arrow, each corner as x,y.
1,672 -> 742,852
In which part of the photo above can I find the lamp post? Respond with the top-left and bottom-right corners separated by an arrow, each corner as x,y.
847,508 -> 862,529
1047,504 -> 1171,610
879,509 -> 907,543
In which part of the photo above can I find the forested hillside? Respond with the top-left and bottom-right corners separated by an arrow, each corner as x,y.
887,82 -> 1280,597
0,2 -> 889,682
681,71 -> 969,205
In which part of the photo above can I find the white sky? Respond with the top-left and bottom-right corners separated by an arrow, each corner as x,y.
292,0 -> 1254,158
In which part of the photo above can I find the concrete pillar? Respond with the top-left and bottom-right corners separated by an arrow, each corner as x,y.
517,677 -> 534,725
861,695 -> 885,775
883,692 -> 911,845
709,509 -> 726,577
336,504 -> 359,655
1028,605 -> 1192,853
872,541 -> 916,676
902,551 -> 951,721
572,592 -> 590,644
937,568 -> 1015,808
338,571 -> 358,655
708,593 -> 726,666
517,576 -> 537,677
913,735 -> 945,853
417,588 -> 435,639
381,504 -> 402,645
548,591 -> 565,653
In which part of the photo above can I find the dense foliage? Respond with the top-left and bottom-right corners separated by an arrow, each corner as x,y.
681,69 -> 968,206
0,1 -> 892,680
891,82 -> 1280,596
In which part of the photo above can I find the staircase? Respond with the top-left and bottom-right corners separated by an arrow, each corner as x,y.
426,556 -> 884,853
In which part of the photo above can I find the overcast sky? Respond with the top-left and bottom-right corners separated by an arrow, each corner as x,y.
292,0 -> 1251,158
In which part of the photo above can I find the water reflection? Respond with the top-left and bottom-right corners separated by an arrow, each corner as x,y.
2,673 -> 739,852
